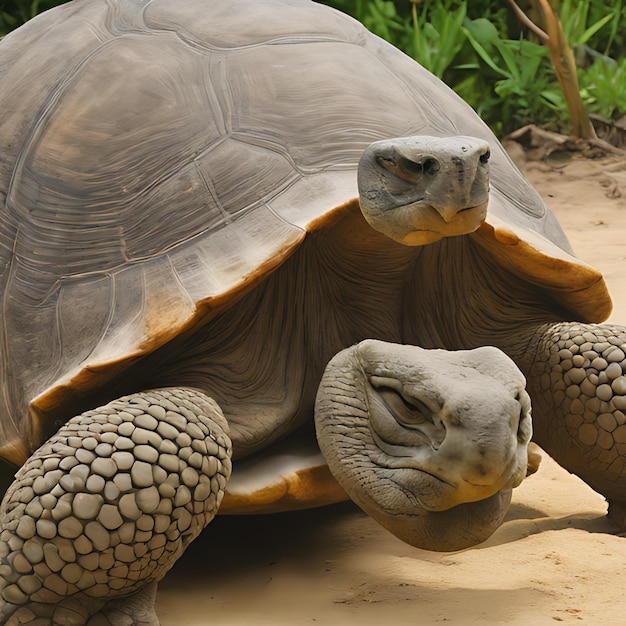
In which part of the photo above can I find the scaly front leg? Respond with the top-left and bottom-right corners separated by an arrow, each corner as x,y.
0,388 -> 231,625
525,322 -> 626,524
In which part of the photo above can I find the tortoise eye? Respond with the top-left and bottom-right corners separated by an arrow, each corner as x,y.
376,387 -> 430,427
376,155 -> 395,168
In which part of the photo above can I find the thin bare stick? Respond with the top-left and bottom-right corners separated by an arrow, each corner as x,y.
506,0 -> 548,42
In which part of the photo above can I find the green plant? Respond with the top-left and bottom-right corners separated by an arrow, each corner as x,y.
558,0 -> 621,54
586,0 -> 625,58
408,1 -> 467,78
358,0 -> 406,44
0,0 -> 67,36
324,1 -> 567,134
324,0 -> 401,38
324,0 -> 475,81
512,0 -> 596,137
579,57 -> 626,120
459,17 -> 564,133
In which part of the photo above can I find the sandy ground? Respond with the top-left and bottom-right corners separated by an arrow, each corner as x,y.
156,147 -> 626,625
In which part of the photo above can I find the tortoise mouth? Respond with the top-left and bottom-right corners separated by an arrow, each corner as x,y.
397,200 -> 489,246
457,201 -> 489,215
366,447 -> 457,513
359,198 -> 489,247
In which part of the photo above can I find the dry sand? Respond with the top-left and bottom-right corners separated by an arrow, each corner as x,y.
157,147 -> 626,625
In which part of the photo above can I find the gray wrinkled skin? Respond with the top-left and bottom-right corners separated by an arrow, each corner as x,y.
0,389 -> 231,625
315,341 -> 530,551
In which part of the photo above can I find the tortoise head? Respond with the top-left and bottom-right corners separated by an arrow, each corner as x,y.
358,135 -> 490,245
315,340 -> 531,551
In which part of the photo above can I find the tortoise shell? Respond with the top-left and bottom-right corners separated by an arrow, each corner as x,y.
0,0 -> 609,468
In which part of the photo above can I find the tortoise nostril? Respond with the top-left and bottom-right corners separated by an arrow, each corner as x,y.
479,149 -> 490,165
423,157 -> 440,176
396,156 -> 441,178
397,156 -> 423,176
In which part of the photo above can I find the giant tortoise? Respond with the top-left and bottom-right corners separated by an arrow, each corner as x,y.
0,0 -> 625,623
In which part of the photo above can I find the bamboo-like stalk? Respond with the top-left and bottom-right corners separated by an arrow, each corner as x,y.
507,0 -> 597,139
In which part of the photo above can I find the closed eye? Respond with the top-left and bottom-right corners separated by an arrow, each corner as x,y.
376,387 -> 432,428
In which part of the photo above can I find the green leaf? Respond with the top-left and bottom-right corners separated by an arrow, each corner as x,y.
578,12 -> 615,45
461,24 -> 509,78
